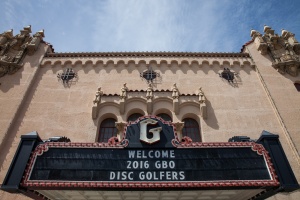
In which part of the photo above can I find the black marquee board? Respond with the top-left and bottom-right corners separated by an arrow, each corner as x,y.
29,117 -> 271,182
29,147 -> 271,182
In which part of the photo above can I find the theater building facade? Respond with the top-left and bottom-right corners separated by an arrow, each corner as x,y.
0,25 -> 299,199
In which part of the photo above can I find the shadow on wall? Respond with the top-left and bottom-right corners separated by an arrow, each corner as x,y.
203,99 -> 219,130
0,63 -> 24,92
0,66 -> 44,170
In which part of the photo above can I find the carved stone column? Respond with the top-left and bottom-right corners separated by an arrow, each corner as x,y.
174,122 -> 184,141
120,99 -> 125,115
200,103 -> 207,119
115,122 -> 126,141
147,99 -> 153,115
173,98 -> 179,115
146,83 -> 153,115
92,106 -> 98,119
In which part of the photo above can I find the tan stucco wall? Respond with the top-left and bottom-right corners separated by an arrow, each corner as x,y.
36,56 -> 279,140
14,55 -> 276,142
0,44 -> 48,200
245,42 -> 300,199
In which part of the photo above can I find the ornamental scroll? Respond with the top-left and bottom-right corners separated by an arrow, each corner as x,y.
251,25 -> 300,76
0,25 -> 44,78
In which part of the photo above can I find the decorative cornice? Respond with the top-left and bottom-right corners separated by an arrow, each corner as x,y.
45,51 -> 250,58
101,89 -> 198,96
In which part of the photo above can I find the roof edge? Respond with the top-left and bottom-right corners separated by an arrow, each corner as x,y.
240,39 -> 254,53
45,51 -> 250,58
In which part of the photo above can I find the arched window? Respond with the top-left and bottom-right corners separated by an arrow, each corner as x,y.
182,118 -> 201,142
157,113 -> 172,122
127,113 -> 143,122
98,118 -> 117,142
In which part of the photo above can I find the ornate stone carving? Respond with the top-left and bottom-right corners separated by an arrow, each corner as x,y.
146,83 -> 153,99
0,25 -> 44,78
93,87 -> 103,105
120,83 -> 128,99
174,122 -> 184,141
171,83 -> 180,114
198,87 -> 207,119
115,122 -> 126,141
251,29 -> 268,55
171,83 -> 179,99
198,87 -> 206,103
27,29 -> 44,55
251,25 -> 300,76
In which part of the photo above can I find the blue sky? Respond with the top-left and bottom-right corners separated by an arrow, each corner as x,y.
1,0 -> 300,53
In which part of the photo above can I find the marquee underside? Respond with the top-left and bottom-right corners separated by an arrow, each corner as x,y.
36,189 -> 265,200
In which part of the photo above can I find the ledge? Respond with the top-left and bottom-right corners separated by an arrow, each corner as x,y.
45,51 -> 251,58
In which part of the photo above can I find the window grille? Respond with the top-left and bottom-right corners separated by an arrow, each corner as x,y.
98,118 -> 117,142
140,67 -> 160,83
182,118 -> 201,142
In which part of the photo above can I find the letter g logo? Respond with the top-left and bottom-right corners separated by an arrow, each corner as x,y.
139,119 -> 162,144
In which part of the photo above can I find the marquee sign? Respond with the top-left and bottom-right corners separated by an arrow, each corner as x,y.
28,147 -> 272,183
20,116 -> 279,189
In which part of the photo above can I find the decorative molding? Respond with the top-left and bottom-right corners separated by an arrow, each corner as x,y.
45,52 -> 251,58
0,26 -> 44,78
103,90 -> 197,96
92,84 -> 208,119
41,57 -> 254,69
22,180 -> 279,189
251,25 -> 300,76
